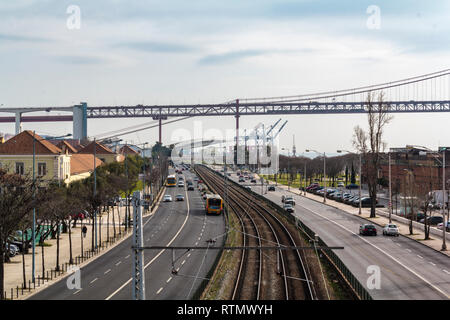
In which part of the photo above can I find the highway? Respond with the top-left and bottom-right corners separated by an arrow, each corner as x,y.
222,168 -> 450,300
29,169 -> 225,300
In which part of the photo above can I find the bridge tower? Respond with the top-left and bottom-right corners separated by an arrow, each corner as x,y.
73,102 -> 88,140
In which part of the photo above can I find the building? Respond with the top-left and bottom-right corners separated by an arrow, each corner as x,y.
77,140 -> 125,164
118,145 -> 140,156
0,131 -> 103,184
379,146 -> 450,192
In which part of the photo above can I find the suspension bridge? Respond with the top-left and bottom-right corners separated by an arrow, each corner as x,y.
1,68 -> 449,143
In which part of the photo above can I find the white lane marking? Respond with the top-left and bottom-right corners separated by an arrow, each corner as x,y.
181,260 -> 186,265
116,261 -> 122,266
417,255 -> 423,259
195,242 -> 198,246
406,249 -> 412,253
444,270 -> 450,275
125,255 -> 130,259
166,277 -> 172,283
90,278 -> 98,284
106,184 -> 191,300
187,253 -> 191,258
156,287 -> 163,294
295,202 -> 450,299
429,262 -> 436,266
73,289 -> 82,295
104,269 -> 111,274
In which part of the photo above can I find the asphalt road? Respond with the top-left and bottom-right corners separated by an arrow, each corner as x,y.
29,169 -> 225,300
224,169 -> 450,300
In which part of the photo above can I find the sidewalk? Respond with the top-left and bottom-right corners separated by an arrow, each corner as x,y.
4,204 -> 132,299
263,178 -> 450,258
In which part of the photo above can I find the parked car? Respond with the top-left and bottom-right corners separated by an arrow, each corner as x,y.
163,195 -> 173,202
251,178 -> 256,183
420,216 -> 443,225
268,185 -> 276,191
346,183 -> 359,190
337,182 -> 345,187
382,224 -> 400,236
175,194 -> 185,201
245,186 -> 252,191
437,222 -> 450,231
239,177 -> 245,182
359,224 -> 377,236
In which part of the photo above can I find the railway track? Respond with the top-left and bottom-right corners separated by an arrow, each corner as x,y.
196,165 -> 316,300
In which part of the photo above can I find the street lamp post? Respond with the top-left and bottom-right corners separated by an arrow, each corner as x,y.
32,132 -> 71,283
306,149 -> 326,203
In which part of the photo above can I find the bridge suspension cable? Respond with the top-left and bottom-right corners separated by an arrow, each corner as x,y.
233,68 -> 450,104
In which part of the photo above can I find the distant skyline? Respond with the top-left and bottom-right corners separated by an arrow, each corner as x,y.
1,0 -> 449,153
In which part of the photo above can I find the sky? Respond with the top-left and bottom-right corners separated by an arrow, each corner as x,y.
0,0 -> 449,155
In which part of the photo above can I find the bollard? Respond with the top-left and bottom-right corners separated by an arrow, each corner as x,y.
38,276 -> 40,286
11,288 -> 13,300
16,286 -> 18,298
29,280 -> 31,292
46,271 -> 49,281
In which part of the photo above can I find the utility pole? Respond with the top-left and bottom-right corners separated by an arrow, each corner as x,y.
132,191 -> 145,300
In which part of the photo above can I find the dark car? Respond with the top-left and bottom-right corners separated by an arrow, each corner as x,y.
175,194 -> 185,201
359,224 -> 377,236
420,216 -> 443,225
268,185 -> 275,191
187,185 -> 194,191
346,183 -> 359,190
251,179 -> 257,183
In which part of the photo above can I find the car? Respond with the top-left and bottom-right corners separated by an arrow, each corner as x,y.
268,186 -> 275,191
346,183 -> 359,190
251,179 -> 256,183
359,224 -> 377,236
187,185 -> 194,191
245,186 -> 252,191
163,195 -> 173,202
178,182 -> 185,187
330,192 -> 342,200
437,222 -> 450,231
337,182 -> 345,187
283,204 -> 294,213
420,216 -> 443,225
175,194 -> 185,201
178,176 -> 184,181
383,224 -> 399,236
239,177 -> 245,182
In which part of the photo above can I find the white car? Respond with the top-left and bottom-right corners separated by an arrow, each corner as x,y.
337,182 -> 345,187
163,195 -> 173,202
382,224 -> 399,236
437,222 -> 450,231
178,182 -> 185,187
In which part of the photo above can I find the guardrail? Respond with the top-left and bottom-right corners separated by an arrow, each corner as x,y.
200,165 -> 373,300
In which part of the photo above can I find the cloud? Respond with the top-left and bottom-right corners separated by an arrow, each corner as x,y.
54,55 -> 107,65
198,50 -> 270,65
115,40 -> 194,53
0,33 -> 50,43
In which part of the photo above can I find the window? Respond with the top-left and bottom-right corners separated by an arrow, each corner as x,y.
15,162 -> 24,175
38,163 -> 46,176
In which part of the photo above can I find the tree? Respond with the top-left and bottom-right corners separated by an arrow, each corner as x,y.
351,163 -> 356,184
0,169 -> 39,299
353,92 -> 393,218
